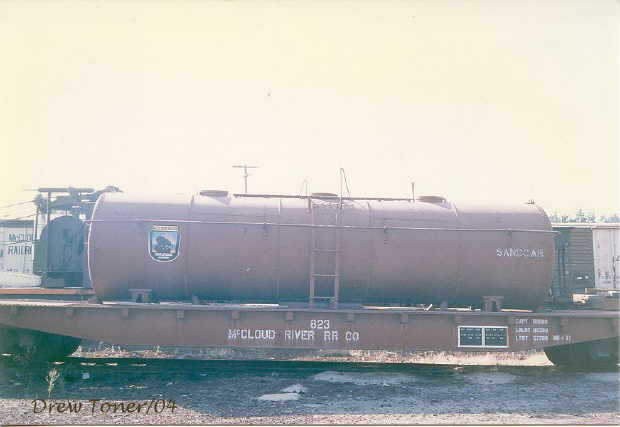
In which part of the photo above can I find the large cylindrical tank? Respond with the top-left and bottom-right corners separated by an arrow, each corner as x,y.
87,192 -> 554,308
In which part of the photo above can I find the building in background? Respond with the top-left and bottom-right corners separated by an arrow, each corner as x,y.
0,219 -> 39,287
0,220 -> 34,274
551,223 -> 620,300
592,224 -> 620,289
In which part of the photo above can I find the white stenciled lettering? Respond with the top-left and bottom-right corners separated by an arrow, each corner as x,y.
532,319 -> 548,325
345,331 -> 360,342
227,329 -> 276,341
515,327 -> 530,333
284,330 -> 315,341
533,328 -> 548,333
496,248 -> 545,258
323,330 -> 339,342
310,320 -> 330,330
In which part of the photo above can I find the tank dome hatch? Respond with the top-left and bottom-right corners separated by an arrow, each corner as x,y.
311,192 -> 338,199
417,195 -> 446,204
199,190 -> 229,197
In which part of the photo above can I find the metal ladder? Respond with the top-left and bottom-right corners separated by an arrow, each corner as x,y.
309,196 -> 342,308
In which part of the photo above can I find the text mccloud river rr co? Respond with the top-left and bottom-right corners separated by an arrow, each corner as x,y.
31,399 -> 177,415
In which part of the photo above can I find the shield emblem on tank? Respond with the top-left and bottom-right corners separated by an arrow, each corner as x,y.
149,225 -> 180,262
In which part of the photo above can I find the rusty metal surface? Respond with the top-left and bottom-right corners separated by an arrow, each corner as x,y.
87,193 -> 554,309
0,300 -> 616,352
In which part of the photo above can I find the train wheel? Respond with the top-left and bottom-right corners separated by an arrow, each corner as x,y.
0,326 -> 80,361
544,338 -> 619,369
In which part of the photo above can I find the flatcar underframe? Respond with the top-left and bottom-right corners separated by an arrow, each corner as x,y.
0,298 -> 617,367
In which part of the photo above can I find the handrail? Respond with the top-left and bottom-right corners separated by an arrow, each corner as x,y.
85,218 -> 557,233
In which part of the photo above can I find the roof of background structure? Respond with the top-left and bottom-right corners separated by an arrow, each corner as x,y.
0,220 -> 34,227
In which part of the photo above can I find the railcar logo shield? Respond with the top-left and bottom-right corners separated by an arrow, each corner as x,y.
149,225 -> 180,262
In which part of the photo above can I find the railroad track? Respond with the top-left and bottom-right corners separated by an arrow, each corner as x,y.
0,355 -> 617,425
0,354 -> 616,396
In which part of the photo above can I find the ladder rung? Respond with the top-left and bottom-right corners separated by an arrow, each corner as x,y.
312,249 -> 339,253
313,273 -> 339,278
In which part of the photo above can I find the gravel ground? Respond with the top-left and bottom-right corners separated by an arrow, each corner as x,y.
0,347 -> 618,425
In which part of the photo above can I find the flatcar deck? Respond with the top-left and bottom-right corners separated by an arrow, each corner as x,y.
0,297 -> 617,354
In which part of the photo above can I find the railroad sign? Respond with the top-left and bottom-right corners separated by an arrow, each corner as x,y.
458,326 -> 508,348
149,225 -> 180,262
0,221 -> 34,274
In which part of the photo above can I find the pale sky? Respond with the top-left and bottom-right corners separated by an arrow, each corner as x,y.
1,0 -> 618,219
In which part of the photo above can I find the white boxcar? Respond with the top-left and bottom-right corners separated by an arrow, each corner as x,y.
0,220 -> 34,274
593,224 -> 620,289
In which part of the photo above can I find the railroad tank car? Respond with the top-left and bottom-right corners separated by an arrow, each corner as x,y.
87,192 -> 554,309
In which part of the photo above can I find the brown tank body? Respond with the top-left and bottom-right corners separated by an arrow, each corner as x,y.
87,192 -> 554,309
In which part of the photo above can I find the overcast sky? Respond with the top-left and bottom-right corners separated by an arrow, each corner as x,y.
1,0 -> 618,219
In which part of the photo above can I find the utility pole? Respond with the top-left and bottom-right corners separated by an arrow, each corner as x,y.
232,164 -> 259,193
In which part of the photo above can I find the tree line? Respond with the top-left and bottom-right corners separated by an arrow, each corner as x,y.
548,209 -> 620,223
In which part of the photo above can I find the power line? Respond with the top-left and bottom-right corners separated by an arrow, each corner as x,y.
1,213 -> 36,221
0,200 -> 34,210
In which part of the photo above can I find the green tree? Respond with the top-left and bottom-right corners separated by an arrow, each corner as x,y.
549,209 -> 619,223
574,208 -> 586,222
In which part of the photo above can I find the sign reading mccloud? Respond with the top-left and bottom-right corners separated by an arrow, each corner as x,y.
149,225 -> 180,262
496,248 -> 544,258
